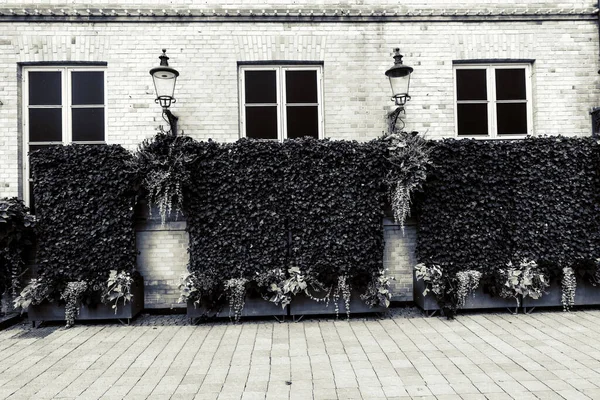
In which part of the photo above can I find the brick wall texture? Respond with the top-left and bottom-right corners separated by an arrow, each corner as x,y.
0,0 -> 598,308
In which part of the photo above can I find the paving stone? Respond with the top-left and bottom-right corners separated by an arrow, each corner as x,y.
5,311 -> 600,400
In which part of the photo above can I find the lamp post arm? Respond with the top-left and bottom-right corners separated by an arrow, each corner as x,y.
162,109 -> 178,136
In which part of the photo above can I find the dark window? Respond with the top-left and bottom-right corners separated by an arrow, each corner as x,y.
286,70 -> 318,103
455,65 -> 530,137
29,108 -> 62,142
242,67 -> 321,140
246,106 -> 278,140
495,69 -> 526,100
72,71 -> 104,105
287,106 -> 319,139
72,108 -> 105,141
456,69 -> 487,101
497,103 -> 527,135
29,72 -> 61,105
457,104 -> 488,136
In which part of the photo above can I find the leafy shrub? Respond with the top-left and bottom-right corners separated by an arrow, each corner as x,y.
417,137 -> 600,311
0,198 -> 35,298
182,137 -> 393,314
28,145 -> 139,304
183,139 -> 288,311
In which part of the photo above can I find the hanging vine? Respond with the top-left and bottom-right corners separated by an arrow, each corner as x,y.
561,267 -> 577,311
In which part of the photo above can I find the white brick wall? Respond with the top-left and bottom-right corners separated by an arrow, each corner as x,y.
136,220 -> 189,309
0,0 -> 597,308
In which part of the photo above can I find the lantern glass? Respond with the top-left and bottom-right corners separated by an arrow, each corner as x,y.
389,74 -> 411,103
150,66 -> 179,108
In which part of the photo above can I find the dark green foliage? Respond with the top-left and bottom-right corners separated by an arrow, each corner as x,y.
30,145 -> 138,301
0,198 -> 35,295
183,138 -> 388,307
417,137 -> 600,284
184,139 -> 288,302
283,139 -> 388,286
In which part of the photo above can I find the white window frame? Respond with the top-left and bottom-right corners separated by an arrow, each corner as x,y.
453,63 -> 533,139
22,65 -> 107,207
239,65 -> 324,140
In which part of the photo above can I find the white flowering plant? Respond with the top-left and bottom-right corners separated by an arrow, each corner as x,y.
455,270 -> 482,309
61,281 -> 88,328
561,266 -> 577,312
224,277 -> 248,322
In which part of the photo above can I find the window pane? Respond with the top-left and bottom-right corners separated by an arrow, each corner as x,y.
245,71 -> 276,104
457,103 -> 488,135
29,72 -> 61,105
286,106 -> 319,139
29,108 -> 62,142
497,103 -> 527,135
456,69 -> 487,101
495,69 -> 526,100
246,106 -> 278,139
72,108 -> 105,141
72,71 -> 104,105
285,70 -> 318,103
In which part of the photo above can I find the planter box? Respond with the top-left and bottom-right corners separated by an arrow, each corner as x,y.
413,274 -> 517,312
28,278 -> 144,327
522,279 -> 600,309
289,291 -> 386,316
187,295 -> 287,320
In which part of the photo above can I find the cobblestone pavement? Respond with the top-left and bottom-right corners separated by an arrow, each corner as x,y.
1,308 -> 600,399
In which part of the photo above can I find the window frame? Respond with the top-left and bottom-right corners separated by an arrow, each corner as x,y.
453,63 -> 533,139
22,65 -> 108,207
239,64 -> 324,140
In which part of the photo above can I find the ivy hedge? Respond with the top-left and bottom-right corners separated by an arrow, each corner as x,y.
182,138 -> 389,309
417,137 -> 600,280
30,145 -> 139,302
0,198 -> 35,297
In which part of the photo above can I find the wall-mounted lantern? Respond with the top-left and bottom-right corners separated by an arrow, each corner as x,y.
385,48 -> 414,132
150,49 -> 179,135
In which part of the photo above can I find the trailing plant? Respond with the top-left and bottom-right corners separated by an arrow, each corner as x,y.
28,144 -> 138,308
497,259 -> 549,307
382,131 -> 431,229
102,270 -> 134,314
415,263 -> 477,318
561,266 -> 577,311
224,277 -> 247,322
361,270 -> 395,308
331,274 -> 352,319
135,133 -> 196,225
455,270 -> 482,309
0,198 -> 35,299
61,281 -> 88,328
